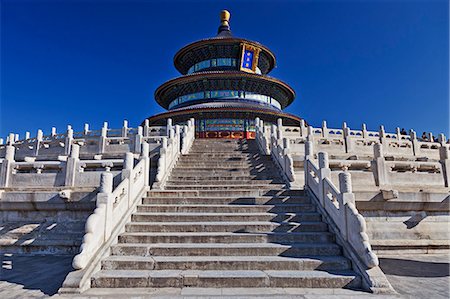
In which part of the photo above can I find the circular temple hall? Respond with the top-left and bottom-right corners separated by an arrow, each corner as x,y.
145,10 -> 301,139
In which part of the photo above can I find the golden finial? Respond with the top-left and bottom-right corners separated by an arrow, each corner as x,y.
220,10 -> 230,26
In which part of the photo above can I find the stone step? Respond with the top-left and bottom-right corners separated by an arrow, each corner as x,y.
147,190 -> 305,198
167,176 -> 279,181
142,196 -> 311,205
165,170 -> 279,177
110,242 -> 342,257
136,204 -> 315,213
125,221 -> 328,233
118,232 -> 335,244
163,184 -> 286,191
131,211 -> 320,222
91,269 -> 361,288
101,255 -> 351,271
166,180 -> 284,186
168,173 -> 281,180
174,165 -> 278,170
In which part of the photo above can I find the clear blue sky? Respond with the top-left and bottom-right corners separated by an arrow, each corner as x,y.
1,0 -> 448,139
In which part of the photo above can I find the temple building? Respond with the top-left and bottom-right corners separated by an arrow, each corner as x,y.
145,10 -> 301,139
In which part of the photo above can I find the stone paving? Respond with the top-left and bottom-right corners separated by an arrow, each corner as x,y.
378,254 -> 450,299
0,253 -> 448,298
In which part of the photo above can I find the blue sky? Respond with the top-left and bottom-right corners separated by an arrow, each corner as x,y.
1,0 -> 448,139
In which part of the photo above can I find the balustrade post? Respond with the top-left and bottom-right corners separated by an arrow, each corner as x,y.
307,125 -> 314,142
277,118 -> 283,141
395,127 -> 401,141
97,172 -> 113,239
410,130 -> 418,156
361,123 -> 368,139
379,125 -> 386,144
51,127 -> 57,137
339,171 -> 355,240
0,138 -> 3,145
175,125 -> 181,152
317,152 -> 331,207
143,119 -> 150,137
300,119 -> 307,137
428,132 -> 434,142
322,120 -> 328,138
25,132 -> 30,140
35,130 -> 43,156
0,144 -> 15,187
65,125 -> 74,155
373,143 -> 389,187
123,152 -> 134,207
64,144 -> 80,187
122,120 -> 128,137
141,142 -> 150,187
166,118 -> 173,137
135,126 -> 143,153
343,122 -> 352,154
84,123 -> 90,135
99,122 -> 108,154
439,144 -> 450,187
283,137 -> 294,181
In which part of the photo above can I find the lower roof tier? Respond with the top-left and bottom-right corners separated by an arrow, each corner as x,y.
143,106 -> 302,127
154,71 -> 296,110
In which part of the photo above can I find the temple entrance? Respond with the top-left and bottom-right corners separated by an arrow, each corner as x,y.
196,119 -> 255,139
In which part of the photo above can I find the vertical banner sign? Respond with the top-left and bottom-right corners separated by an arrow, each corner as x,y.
240,43 -> 261,73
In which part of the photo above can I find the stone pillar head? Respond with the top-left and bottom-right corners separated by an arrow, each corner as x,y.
141,142 -> 149,158
84,123 -> 90,134
410,130 -> 417,140
374,142 -> 383,158
137,126 -> 143,136
5,145 -> 15,161
124,152 -> 134,170
99,172 -> 113,194
339,171 -> 353,194
162,137 -> 168,149
379,125 -> 386,138
283,138 -> 289,149
167,118 -> 173,127
318,152 -> 329,169
51,127 -> 57,136
71,144 -> 80,159
169,128 -> 175,139
255,117 -> 260,128
7,133 -> 15,145
123,120 -> 128,128
37,130 -> 43,141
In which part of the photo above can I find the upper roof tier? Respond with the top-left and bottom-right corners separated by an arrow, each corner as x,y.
173,10 -> 276,75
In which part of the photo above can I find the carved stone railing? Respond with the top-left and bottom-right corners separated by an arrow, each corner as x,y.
72,145 -> 149,270
0,120 -> 169,160
304,150 -> 394,292
255,118 -> 294,184
153,118 -> 195,189
181,118 -> 195,155
306,151 -> 378,268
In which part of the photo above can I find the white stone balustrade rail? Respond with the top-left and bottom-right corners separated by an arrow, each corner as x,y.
305,152 -> 379,269
72,146 -> 149,270
153,118 -> 195,189
0,121 -> 169,160
255,118 -> 295,183
181,118 -> 196,155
